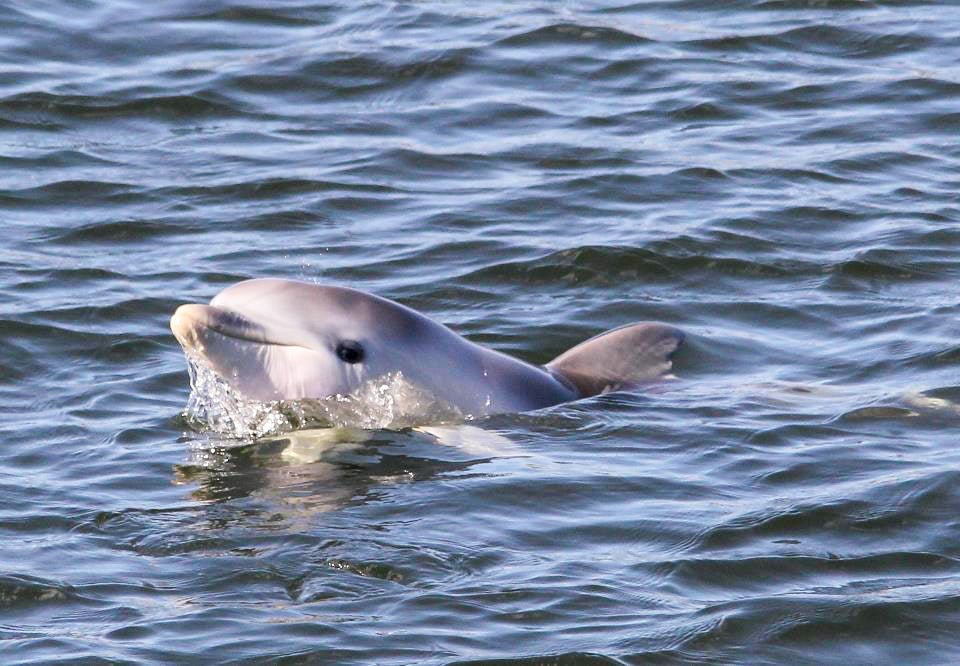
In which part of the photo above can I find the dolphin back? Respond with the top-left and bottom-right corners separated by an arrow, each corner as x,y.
545,323 -> 684,399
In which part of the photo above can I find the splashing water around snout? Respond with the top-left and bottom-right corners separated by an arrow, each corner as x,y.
182,354 -> 466,439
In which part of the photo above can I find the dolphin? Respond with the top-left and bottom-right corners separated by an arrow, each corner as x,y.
170,278 -> 683,417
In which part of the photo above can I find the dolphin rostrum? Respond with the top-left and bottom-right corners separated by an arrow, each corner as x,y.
170,278 -> 683,417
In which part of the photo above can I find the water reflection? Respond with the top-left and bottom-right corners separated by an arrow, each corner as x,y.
173,424 -> 521,520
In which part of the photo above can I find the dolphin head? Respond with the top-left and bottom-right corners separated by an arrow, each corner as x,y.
170,278 -> 440,401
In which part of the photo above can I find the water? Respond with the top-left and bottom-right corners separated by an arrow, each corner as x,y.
3,1 -> 960,662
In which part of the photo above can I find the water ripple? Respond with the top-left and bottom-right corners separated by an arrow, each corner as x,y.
2,1 -> 959,663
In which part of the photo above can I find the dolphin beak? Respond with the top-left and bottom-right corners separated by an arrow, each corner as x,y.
169,303 -> 289,400
170,304 -> 210,352
170,302 -> 337,402
171,303 -> 280,351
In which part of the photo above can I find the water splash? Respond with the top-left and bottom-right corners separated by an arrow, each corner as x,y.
182,354 -> 465,439
182,354 -> 291,438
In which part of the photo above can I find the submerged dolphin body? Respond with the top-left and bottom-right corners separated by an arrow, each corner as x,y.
170,278 -> 683,417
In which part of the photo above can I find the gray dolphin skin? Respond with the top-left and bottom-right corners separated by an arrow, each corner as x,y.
170,278 -> 684,416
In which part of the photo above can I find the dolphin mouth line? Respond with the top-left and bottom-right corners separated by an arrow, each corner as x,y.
201,320 -> 299,347
171,304 -> 302,349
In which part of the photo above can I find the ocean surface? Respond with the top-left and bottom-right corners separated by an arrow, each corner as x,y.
3,1 -> 960,663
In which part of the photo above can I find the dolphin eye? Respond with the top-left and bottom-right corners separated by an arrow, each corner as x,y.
336,340 -> 364,364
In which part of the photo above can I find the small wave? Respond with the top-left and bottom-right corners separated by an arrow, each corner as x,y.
158,177 -> 401,201
690,23 -> 932,60
50,219 -> 189,244
0,179 -> 137,208
170,6 -> 322,28
458,244 -> 802,288
754,0 -> 876,8
289,48 -> 474,95
0,91 -> 242,122
0,573 -> 77,608
495,23 -> 653,49
0,149 -> 120,170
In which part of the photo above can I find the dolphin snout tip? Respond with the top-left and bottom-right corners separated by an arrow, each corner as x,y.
170,304 -> 208,350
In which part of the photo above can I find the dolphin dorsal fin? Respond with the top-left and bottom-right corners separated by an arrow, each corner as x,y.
545,323 -> 684,399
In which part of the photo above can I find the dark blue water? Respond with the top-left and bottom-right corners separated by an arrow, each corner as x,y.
3,1 -> 960,663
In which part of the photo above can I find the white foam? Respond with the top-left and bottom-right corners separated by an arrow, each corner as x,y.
182,354 -> 466,439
